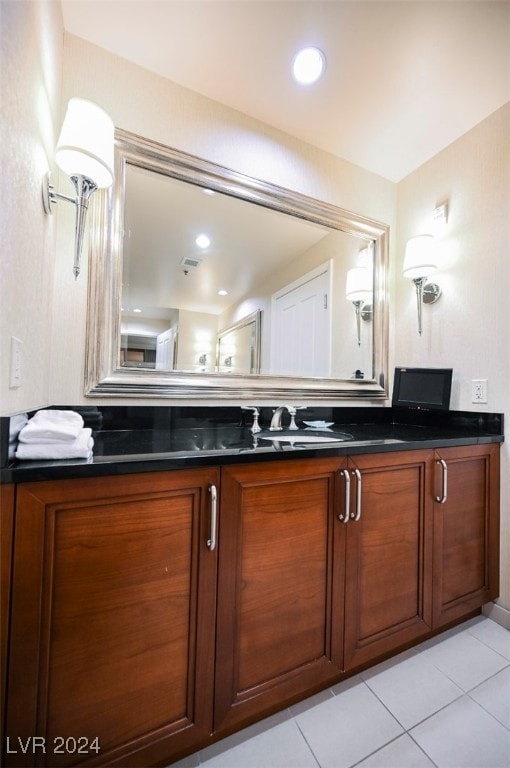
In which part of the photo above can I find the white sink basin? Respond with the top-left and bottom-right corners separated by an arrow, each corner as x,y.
259,433 -> 351,444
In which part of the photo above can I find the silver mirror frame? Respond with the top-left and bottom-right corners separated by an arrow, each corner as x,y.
85,129 -> 389,400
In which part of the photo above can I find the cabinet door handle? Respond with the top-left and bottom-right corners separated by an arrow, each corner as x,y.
351,469 -> 362,521
436,459 -> 448,504
207,484 -> 218,550
339,469 -> 350,523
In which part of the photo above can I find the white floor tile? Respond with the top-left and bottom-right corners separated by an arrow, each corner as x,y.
410,695 -> 510,768
469,666 -> 510,729
295,680 -> 403,768
468,618 -> 510,660
420,629 -> 508,691
355,734 -> 435,768
198,720 -> 318,768
363,653 -> 463,729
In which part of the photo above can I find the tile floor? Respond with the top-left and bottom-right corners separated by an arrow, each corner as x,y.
172,616 -> 510,768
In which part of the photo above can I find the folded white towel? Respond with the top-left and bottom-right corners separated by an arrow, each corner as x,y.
16,428 -> 93,460
19,410 -> 84,444
8,414 -> 28,460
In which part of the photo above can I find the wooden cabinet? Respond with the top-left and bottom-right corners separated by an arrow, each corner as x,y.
1,483 -> 15,749
343,450 -> 433,670
212,449 -> 442,728
5,468 -> 219,767
4,442 -> 501,767
432,444 -> 500,627
214,458 -> 346,732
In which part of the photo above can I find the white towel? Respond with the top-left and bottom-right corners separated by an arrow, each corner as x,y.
8,413 -> 28,460
18,410 -> 84,444
16,429 -> 93,460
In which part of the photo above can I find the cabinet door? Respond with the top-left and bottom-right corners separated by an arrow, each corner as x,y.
432,444 -> 500,627
214,458 -> 346,733
344,450 -> 433,670
5,468 -> 219,767
1,483 -> 15,749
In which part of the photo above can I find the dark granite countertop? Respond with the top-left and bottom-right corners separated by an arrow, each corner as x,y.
0,405 -> 503,483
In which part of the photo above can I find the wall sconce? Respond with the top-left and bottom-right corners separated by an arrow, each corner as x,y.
43,98 -> 114,279
345,267 -> 373,346
403,234 -> 441,335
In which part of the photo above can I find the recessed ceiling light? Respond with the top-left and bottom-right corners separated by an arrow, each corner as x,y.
218,289 -> 228,296
195,233 -> 211,249
133,308 -> 142,313
292,47 -> 326,85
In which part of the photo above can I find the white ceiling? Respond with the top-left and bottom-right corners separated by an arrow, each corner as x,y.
61,0 -> 509,182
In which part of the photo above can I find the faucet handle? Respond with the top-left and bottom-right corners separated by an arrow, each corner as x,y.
241,406 -> 261,434
285,405 -> 304,430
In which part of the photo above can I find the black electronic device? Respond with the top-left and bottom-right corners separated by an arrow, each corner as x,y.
392,367 -> 453,411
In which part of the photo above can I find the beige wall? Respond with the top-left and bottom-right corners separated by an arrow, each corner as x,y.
0,0 -> 63,414
396,104 -> 510,614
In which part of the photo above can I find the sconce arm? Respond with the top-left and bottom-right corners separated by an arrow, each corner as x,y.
352,300 -> 363,346
43,172 -> 98,279
413,277 -> 426,336
412,276 -> 441,335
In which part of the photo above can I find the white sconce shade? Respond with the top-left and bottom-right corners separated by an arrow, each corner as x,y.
43,98 -> 115,279
345,267 -> 372,302
403,234 -> 437,279
55,98 -> 114,188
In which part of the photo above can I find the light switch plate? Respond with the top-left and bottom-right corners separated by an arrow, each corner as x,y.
9,336 -> 22,388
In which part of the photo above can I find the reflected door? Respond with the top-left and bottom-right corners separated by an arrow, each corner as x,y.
271,264 -> 331,377
156,327 -> 176,370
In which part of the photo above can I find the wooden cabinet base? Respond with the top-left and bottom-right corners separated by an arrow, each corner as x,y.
214,458 -> 346,734
4,469 -> 219,768
343,450 -> 433,670
4,443 -> 500,767
432,444 -> 500,627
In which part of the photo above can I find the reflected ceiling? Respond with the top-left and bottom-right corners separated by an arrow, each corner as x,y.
122,166 -> 332,317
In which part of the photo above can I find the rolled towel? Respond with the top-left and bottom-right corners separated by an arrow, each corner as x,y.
16,428 -> 93,460
18,409 -> 84,444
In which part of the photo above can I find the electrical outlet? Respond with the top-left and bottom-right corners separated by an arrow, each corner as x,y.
9,337 -> 22,388
471,379 -> 488,404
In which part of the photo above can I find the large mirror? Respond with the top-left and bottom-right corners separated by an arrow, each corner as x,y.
85,129 -> 389,400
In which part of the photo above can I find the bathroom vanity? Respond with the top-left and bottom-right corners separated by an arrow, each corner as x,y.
0,406 -> 502,767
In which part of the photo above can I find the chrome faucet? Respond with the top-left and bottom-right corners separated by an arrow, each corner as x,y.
269,405 -> 301,431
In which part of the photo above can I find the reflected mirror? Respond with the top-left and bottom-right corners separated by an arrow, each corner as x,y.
217,311 -> 261,375
85,129 -> 388,399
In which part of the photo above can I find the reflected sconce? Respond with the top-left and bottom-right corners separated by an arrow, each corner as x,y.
345,267 -> 373,346
43,98 -> 115,279
403,234 -> 442,335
